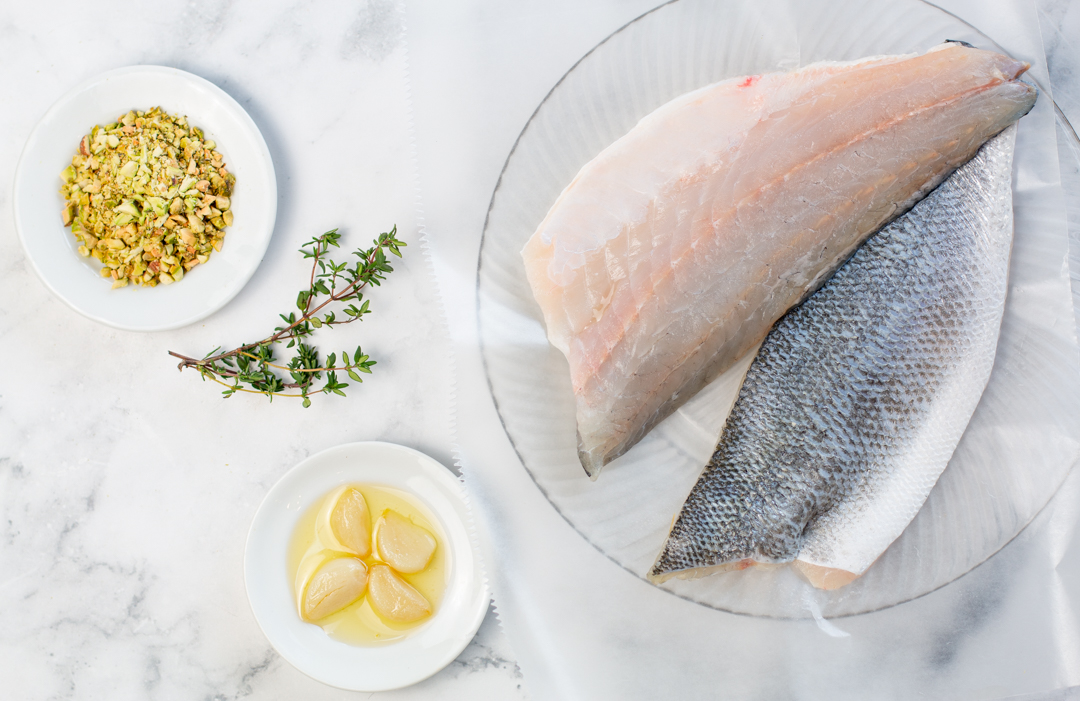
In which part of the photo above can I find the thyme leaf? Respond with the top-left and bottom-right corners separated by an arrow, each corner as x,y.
168,226 -> 404,405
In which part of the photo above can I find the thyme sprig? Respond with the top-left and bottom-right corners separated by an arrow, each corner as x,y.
169,226 -> 405,407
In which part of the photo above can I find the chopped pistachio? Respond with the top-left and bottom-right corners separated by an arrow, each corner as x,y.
116,224 -> 138,243
187,213 -> 205,234
118,160 -> 138,179
58,106 -> 235,288
114,200 -> 140,217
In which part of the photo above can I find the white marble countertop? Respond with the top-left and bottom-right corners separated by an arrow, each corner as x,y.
2,1 -> 1078,699
0,1 -> 524,698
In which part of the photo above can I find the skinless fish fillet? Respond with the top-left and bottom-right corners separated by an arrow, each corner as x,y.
521,43 -> 1037,478
649,127 -> 1020,589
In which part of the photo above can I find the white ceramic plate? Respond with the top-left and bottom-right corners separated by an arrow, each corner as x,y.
13,65 -> 276,331
244,442 -> 489,692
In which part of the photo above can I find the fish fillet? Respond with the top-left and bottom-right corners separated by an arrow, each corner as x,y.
649,127 -> 1019,588
521,43 -> 1036,478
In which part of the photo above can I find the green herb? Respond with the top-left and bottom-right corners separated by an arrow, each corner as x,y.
168,226 -> 405,406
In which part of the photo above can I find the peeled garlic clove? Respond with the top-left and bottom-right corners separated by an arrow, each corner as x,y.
301,558 -> 368,622
374,510 -> 437,574
330,488 -> 371,557
367,564 -> 431,623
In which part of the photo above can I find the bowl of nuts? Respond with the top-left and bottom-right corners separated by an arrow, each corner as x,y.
14,65 -> 276,331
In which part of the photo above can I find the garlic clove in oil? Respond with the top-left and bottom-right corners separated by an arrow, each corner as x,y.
301,557 -> 368,621
330,488 -> 372,557
367,564 -> 432,623
373,510 -> 437,574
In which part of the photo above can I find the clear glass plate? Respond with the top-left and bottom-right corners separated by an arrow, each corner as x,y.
477,0 -> 1080,617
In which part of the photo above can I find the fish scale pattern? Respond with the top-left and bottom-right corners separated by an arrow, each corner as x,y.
650,129 -> 1015,583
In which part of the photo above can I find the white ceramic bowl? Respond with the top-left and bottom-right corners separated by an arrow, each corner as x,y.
244,442 -> 490,691
13,65 -> 276,331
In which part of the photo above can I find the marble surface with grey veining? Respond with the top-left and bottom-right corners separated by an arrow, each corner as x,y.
0,1 -> 525,699
1,0 -> 1077,699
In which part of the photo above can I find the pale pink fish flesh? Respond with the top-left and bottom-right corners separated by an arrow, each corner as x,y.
521,43 -> 1036,478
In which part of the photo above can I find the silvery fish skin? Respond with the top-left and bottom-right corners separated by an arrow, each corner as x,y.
649,127 -> 1019,589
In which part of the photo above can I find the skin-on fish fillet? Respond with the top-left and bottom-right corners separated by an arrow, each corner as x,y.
521,43 -> 1036,478
649,127 -> 1020,589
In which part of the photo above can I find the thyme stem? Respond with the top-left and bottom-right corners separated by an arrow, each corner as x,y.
169,226 -> 405,406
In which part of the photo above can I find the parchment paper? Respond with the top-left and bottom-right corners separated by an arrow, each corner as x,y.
412,0 -> 1080,697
